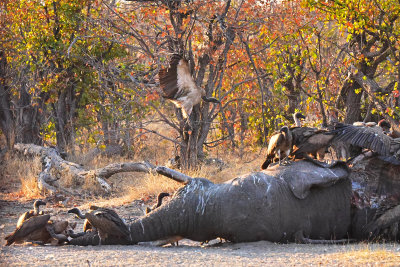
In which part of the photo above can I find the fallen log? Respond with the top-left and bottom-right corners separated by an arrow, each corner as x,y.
13,143 -> 157,194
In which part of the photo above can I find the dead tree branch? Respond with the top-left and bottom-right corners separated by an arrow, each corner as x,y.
13,143 -> 190,194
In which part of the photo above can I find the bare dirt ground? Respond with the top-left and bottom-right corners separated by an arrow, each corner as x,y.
1,199 -> 400,266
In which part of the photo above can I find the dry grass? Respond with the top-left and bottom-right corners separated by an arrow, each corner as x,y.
0,118 -> 265,203
125,172 -> 182,200
321,244 -> 400,266
0,143 -> 263,203
0,153 -> 43,200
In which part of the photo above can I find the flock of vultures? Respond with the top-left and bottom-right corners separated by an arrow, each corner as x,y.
4,54 -> 400,246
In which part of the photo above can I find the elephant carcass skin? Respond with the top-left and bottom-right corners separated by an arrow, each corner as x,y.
129,161 -> 351,244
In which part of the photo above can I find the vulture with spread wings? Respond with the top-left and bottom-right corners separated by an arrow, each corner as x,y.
331,122 -> 400,158
158,54 -> 220,119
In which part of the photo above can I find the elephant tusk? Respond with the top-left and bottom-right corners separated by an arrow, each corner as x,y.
155,166 -> 193,184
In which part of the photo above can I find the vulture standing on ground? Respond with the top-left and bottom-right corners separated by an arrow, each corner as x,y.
158,54 -> 220,120
145,192 -> 170,214
22,220 -> 74,245
68,206 -> 130,245
5,214 -> 69,246
5,214 -> 50,246
16,200 -> 46,228
261,126 -> 293,169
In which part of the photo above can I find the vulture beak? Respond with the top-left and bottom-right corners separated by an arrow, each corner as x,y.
202,95 -> 220,104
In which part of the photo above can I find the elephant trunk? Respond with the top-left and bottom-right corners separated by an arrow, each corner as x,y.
130,178 -> 220,243
130,201 -> 189,243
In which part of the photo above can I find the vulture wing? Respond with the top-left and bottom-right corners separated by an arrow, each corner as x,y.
5,214 -> 50,246
292,132 -> 334,158
331,123 -> 392,156
91,208 -> 130,238
16,211 -> 33,228
267,133 -> 284,156
159,54 -> 184,99
290,127 -> 320,147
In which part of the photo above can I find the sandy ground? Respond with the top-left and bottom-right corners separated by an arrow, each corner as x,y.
1,199 -> 400,266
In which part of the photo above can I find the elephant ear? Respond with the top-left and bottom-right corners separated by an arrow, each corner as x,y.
264,160 -> 349,199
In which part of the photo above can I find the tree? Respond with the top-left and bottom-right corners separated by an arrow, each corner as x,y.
307,0 -> 400,129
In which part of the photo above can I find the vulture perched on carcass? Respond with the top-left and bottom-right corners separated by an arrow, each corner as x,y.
261,126 -> 293,169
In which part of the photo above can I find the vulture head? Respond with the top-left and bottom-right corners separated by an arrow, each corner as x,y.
378,119 -> 391,133
159,54 -> 220,119
68,208 -> 86,219
33,200 -> 46,214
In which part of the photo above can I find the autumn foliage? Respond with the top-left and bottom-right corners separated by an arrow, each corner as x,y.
1,0 -> 400,167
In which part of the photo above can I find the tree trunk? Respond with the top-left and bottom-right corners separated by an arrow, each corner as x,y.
344,82 -> 362,124
0,51 -> 15,149
16,83 -> 41,144
53,84 -> 77,151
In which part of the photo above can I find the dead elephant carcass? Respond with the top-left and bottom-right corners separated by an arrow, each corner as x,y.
70,160 -> 351,245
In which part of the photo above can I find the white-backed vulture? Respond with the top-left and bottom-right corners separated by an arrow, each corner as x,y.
331,122 -> 399,157
23,220 -> 74,245
158,54 -> 220,119
261,126 -> 293,169
291,129 -> 335,160
5,215 -> 50,246
68,206 -> 130,245
16,200 -> 46,228
5,213 -> 73,246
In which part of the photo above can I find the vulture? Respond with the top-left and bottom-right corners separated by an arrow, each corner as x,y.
158,54 -> 220,119
145,192 -> 170,214
377,119 -> 400,138
16,200 -> 46,228
5,214 -> 50,246
261,126 -> 293,169
330,122 -> 400,158
22,220 -> 74,245
288,112 -> 335,160
68,206 -> 130,245
5,214 -> 70,246
291,128 -> 335,160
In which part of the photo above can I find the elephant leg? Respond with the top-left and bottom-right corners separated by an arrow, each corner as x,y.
294,230 -> 355,244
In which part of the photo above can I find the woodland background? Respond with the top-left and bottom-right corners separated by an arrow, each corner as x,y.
1,0 -> 400,171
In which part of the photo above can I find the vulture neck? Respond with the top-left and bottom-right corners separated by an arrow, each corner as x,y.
33,202 -> 41,215
74,209 -> 87,219
294,115 -> 302,127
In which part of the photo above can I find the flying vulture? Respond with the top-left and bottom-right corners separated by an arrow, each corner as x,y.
158,54 -> 220,119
